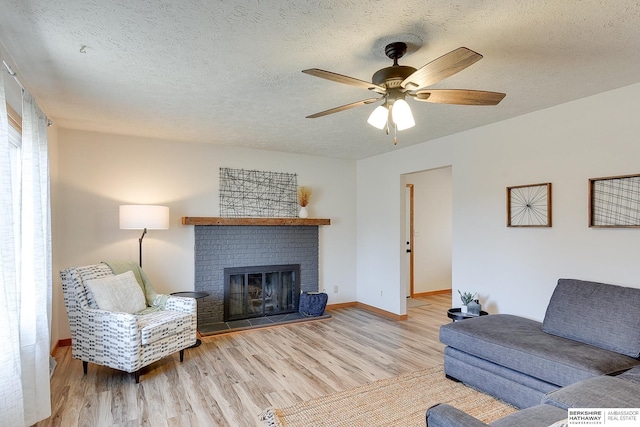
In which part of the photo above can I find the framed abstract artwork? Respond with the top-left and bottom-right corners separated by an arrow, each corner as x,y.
589,173 -> 640,228
507,183 -> 552,227
219,167 -> 298,218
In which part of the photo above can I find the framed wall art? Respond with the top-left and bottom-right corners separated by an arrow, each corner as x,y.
507,183 -> 552,227
589,173 -> 640,228
219,167 -> 298,218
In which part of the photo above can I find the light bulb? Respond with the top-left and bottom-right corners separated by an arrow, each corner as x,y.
391,99 -> 415,131
367,105 -> 388,129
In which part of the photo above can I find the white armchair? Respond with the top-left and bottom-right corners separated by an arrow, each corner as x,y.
60,262 -> 197,382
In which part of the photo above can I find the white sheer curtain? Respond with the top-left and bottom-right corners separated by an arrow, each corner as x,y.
0,63 -> 52,426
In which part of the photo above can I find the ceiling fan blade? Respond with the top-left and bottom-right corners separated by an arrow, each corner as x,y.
306,98 -> 380,118
401,47 -> 483,90
413,89 -> 506,105
303,68 -> 386,93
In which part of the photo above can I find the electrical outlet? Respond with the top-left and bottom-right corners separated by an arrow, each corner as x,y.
380,290 -> 383,297
333,285 -> 339,293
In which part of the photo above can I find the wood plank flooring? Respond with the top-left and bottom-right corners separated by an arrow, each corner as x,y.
39,294 -> 452,427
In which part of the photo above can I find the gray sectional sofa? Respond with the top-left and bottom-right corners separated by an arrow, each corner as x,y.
427,365 -> 640,426
426,278 -> 640,426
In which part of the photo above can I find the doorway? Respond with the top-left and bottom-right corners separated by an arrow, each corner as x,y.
403,167 -> 453,301
405,183 -> 414,297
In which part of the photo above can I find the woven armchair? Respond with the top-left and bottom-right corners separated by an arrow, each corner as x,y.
60,263 -> 197,382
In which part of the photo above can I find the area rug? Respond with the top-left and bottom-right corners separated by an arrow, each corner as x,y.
258,365 -> 516,427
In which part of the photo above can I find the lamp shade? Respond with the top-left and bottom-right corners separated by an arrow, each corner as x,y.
119,205 -> 170,230
367,105 -> 388,129
391,99 -> 415,131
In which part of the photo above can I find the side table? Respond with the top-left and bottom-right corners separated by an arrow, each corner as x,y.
447,307 -> 488,322
170,291 -> 209,347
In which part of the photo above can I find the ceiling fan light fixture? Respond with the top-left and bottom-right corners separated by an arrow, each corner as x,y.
304,43 -> 504,144
367,105 -> 388,129
391,99 -> 415,131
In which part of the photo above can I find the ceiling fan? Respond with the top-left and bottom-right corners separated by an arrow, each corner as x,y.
302,42 -> 506,144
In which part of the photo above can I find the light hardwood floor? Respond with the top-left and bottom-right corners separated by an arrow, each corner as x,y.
40,293 -> 452,427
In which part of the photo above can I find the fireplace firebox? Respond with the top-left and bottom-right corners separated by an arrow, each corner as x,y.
223,264 -> 300,322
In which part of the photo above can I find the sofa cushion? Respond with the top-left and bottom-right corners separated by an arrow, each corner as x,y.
543,279 -> 640,358
426,403 -> 490,427
617,364 -> 640,384
136,310 -> 193,345
543,375 -> 640,409
440,314 -> 640,387
85,270 -> 146,314
490,405 -> 567,427
70,263 -> 115,309
425,403 -> 567,427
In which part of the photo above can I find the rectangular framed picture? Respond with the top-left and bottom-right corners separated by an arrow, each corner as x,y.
589,173 -> 640,228
507,183 -> 552,227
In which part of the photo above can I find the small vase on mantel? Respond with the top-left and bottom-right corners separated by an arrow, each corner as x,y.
297,186 -> 312,219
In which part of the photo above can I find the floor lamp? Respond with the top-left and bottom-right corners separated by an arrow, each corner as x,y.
119,205 -> 170,267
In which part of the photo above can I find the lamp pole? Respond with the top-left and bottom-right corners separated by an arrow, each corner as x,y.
138,228 -> 147,268
120,205 -> 169,268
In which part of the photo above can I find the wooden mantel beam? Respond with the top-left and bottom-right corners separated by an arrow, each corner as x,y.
181,217 -> 330,226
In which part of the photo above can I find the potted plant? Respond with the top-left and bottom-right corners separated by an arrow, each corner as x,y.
458,290 -> 477,314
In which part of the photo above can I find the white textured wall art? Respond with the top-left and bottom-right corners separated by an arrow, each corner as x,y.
219,167 -> 298,217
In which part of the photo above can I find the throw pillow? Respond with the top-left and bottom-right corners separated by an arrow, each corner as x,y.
85,270 -> 147,314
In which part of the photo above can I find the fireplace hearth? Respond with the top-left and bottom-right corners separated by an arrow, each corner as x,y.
224,264 -> 300,321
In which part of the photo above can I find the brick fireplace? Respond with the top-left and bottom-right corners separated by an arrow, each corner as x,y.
186,217 -> 329,327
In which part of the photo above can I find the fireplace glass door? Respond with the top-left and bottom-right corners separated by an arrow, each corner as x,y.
224,264 -> 300,321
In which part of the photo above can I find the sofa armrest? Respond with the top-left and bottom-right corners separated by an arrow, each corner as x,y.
426,404 -> 490,427
72,308 -> 140,349
164,295 -> 197,314
543,375 -> 640,409
81,307 -> 138,330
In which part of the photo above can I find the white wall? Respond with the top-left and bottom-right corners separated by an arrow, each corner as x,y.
52,130 -> 357,342
404,167 -> 452,294
357,82 -> 640,320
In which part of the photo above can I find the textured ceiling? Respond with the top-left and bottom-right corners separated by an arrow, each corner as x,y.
1,1 -> 639,159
